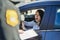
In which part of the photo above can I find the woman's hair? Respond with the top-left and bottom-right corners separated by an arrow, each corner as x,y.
37,10 -> 44,21
34,10 -> 44,26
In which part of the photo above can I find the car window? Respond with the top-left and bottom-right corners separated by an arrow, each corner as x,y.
20,8 -> 45,30
22,8 -> 45,22
54,9 -> 60,29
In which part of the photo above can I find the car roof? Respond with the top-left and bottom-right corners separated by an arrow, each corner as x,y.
16,0 -> 60,8
19,1 -> 60,12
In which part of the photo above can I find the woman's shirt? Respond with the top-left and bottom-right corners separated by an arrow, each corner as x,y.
24,21 -> 40,30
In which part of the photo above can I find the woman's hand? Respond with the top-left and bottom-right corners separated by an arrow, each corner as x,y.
18,30 -> 24,34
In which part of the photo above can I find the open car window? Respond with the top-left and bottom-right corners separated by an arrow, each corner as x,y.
21,8 -> 45,22
20,8 -> 45,30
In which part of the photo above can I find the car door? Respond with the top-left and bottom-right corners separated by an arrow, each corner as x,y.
45,6 -> 60,40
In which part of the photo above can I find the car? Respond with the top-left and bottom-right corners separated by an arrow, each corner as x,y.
19,0 -> 60,40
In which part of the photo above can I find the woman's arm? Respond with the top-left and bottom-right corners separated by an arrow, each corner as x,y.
18,21 -> 33,34
24,21 -> 33,27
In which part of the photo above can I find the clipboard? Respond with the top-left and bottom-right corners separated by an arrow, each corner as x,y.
19,29 -> 38,40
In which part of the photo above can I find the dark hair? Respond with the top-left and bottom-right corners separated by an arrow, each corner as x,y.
34,10 -> 44,26
37,10 -> 44,21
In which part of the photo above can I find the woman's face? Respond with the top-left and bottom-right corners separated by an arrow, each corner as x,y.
35,11 -> 41,22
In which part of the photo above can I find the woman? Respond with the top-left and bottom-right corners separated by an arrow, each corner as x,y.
19,10 -> 44,40
23,10 -> 44,30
